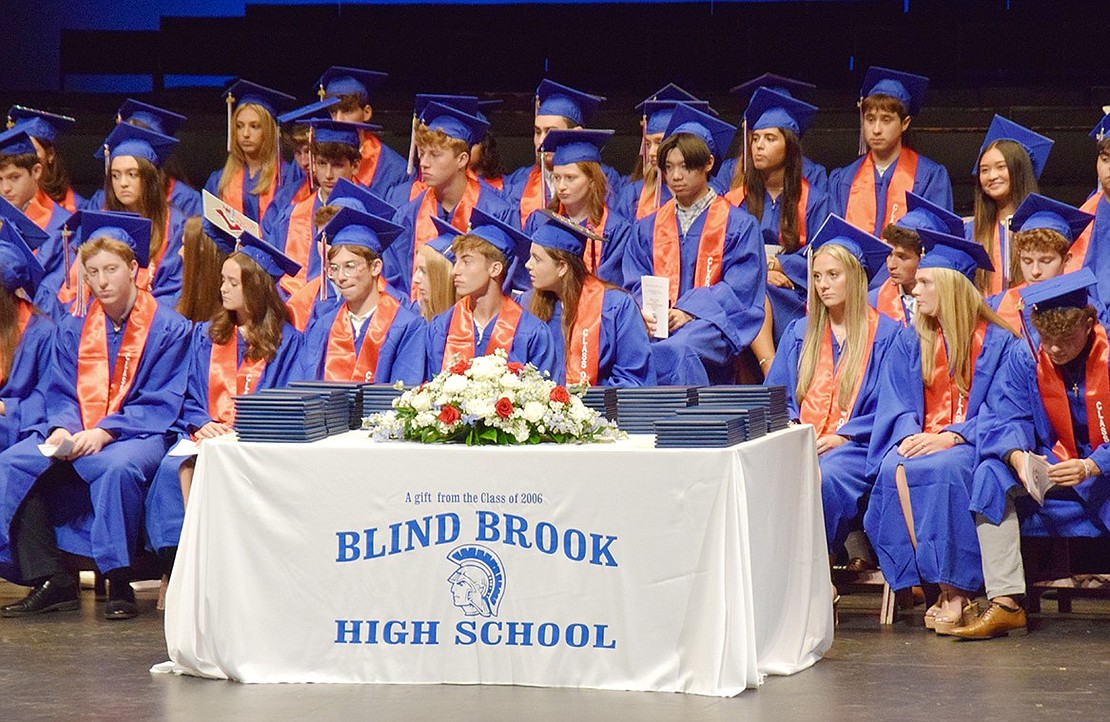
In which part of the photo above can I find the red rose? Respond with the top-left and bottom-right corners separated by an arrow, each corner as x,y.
549,386 -> 570,404
495,397 -> 514,419
507,361 -> 525,375
450,359 -> 471,375
438,405 -> 461,425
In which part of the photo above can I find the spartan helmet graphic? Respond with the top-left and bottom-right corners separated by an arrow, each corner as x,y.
446,545 -> 505,618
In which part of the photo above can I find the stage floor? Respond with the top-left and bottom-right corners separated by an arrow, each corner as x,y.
3,579 -> 1108,721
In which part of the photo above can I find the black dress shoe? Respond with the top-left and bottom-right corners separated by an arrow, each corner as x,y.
1,578 -> 79,617
104,599 -> 139,620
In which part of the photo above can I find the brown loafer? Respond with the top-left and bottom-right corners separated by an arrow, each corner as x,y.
844,557 -> 878,574
950,602 -> 1027,640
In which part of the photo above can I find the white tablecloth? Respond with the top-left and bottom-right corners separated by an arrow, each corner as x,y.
159,426 -> 831,696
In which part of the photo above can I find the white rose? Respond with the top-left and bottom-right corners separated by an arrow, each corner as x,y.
499,372 -> 523,389
441,374 -> 469,395
410,391 -> 433,412
521,401 -> 546,423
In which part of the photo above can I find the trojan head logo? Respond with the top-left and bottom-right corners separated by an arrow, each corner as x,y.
446,545 -> 505,618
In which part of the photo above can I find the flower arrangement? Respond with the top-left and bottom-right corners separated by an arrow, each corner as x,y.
364,350 -> 622,445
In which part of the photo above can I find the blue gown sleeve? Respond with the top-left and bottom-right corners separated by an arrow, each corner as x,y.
764,318 -> 804,419
600,290 -> 655,387
977,344 -> 1038,463
381,309 -> 427,385
0,314 -> 54,447
913,156 -> 954,212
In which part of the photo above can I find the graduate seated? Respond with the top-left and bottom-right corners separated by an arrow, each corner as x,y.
0,125 -> 67,237
967,116 -> 1052,295
523,211 -> 654,387
829,67 -> 953,239
413,219 -> 460,321
6,105 -> 82,213
145,232 -> 303,594
870,191 -> 966,327
864,228 -> 1020,635
989,193 -> 1094,338
271,98 -> 342,211
622,103 -> 766,385
959,269 -> 1110,639
390,102 -> 513,298
425,208 -> 555,376
524,129 -> 634,287
388,94 -> 483,208
299,207 -> 426,386
763,216 -> 898,595
0,210 -> 191,620
205,80 -> 296,227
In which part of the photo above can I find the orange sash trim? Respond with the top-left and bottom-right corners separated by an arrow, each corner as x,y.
60,187 -> 78,213
565,277 -> 606,386
724,179 -> 811,246
799,308 -> 881,435
1070,192 -> 1103,267
1038,324 -> 1110,461
223,166 -> 277,224
442,295 -> 523,371
207,328 -> 268,425
558,204 -> 608,275
486,177 -> 504,192
353,134 -> 383,188
285,277 -> 322,332
995,284 -> 1027,336
845,149 -> 918,234
922,319 -> 987,433
413,173 -> 480,297
76,290 -> 158,430
280,195 -> 316,295
408,179 -> 428,202
324,292 -> 401,383
291,178 -> 313,206
519,167 -> 547,227
636,177 -> 661,220
875,280 -> 908,326
652,196 -> 729,306
24,189 -> 56,232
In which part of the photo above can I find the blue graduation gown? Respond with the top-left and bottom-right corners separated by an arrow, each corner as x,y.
828,150 -> 954,237
387,184 -> 515,296
623,199 -> 767,384
0,312 -> 54,450
711,155 -> 830,195
522,209 -> 635,288
519,288 -> 655,387
765,313 -> 900,550
85,179 -> 201,218
203,167 -> 284,227
863,323 -> 1019,592
299,297 -> 427,386
144,322 -> 303,553
425,301 -> 556,380
1086,195 -> 1110,309
360,137 -> 410,200
0,298 -> 190,581
972,333 -> 1110,537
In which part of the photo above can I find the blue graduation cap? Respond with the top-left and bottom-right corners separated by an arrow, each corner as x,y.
1019,267 -> 1098,312
640,99 -> 715,136
235,231 -> 301,280
0,197 -> 49,251
116,99 -> 186,137
95,122 -> 179,168
808,214 -> 890,280
326,178 -> 396,218
303,119 -> 378,148
861,67 -> 929,117
414,94 -> 481,118
744,87 -> 818,137
466,207 -> 532,263
1090,112 -> 1110,143
276,98 -> 340,126
895,191 -> 966,237
976,115 -> 1054,180
1009,193 -> 1094,243
428,216 -> 461,262
0,218 -> 46,295
200,218 -> 238,255
539,129 -> 614,166
662,103 -> 737,166
531,210 -> 603,256
535,80 -> 605,127
0,126 -> 37,157
419,102 -> 489,146
729,73 -> 816,105
5,106 -> 75,144
224,79 -> 296,118
317,67 -> 388,105
476,99 -> 502,124
318,206 -> 402,257
916,227 -> 994,280
68,210 -> 152,268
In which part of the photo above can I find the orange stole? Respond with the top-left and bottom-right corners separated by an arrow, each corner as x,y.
222,166 -> 277,224
76,290 -> 158,430
565,277 -> 606,386
324,293 -> 401,383
207,329 -> 267,425
922,319 -> 987,433
1069,193 -> 1103,267
518,167 -> 547,227
285,277 -> 322,332
724,179 -> 812,246
994,284 -> 1027,335
280,196 -> 316,295
652,196 -> 729,306
353,134 -> 384,188
845,149 -> 919,233
60,187 -> 78,213
1037,323 -> 1110,461
413,174 -> 480,296
442,295 -> 523,371
875,281 -> 908,326
408,179 -> 428,202
290,178 -> 313,206
557,205 -> 608,275
24,189 -> 56,232
486,177 -> 504,192
799,308 -> 881,435
636,178 -> 661,220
